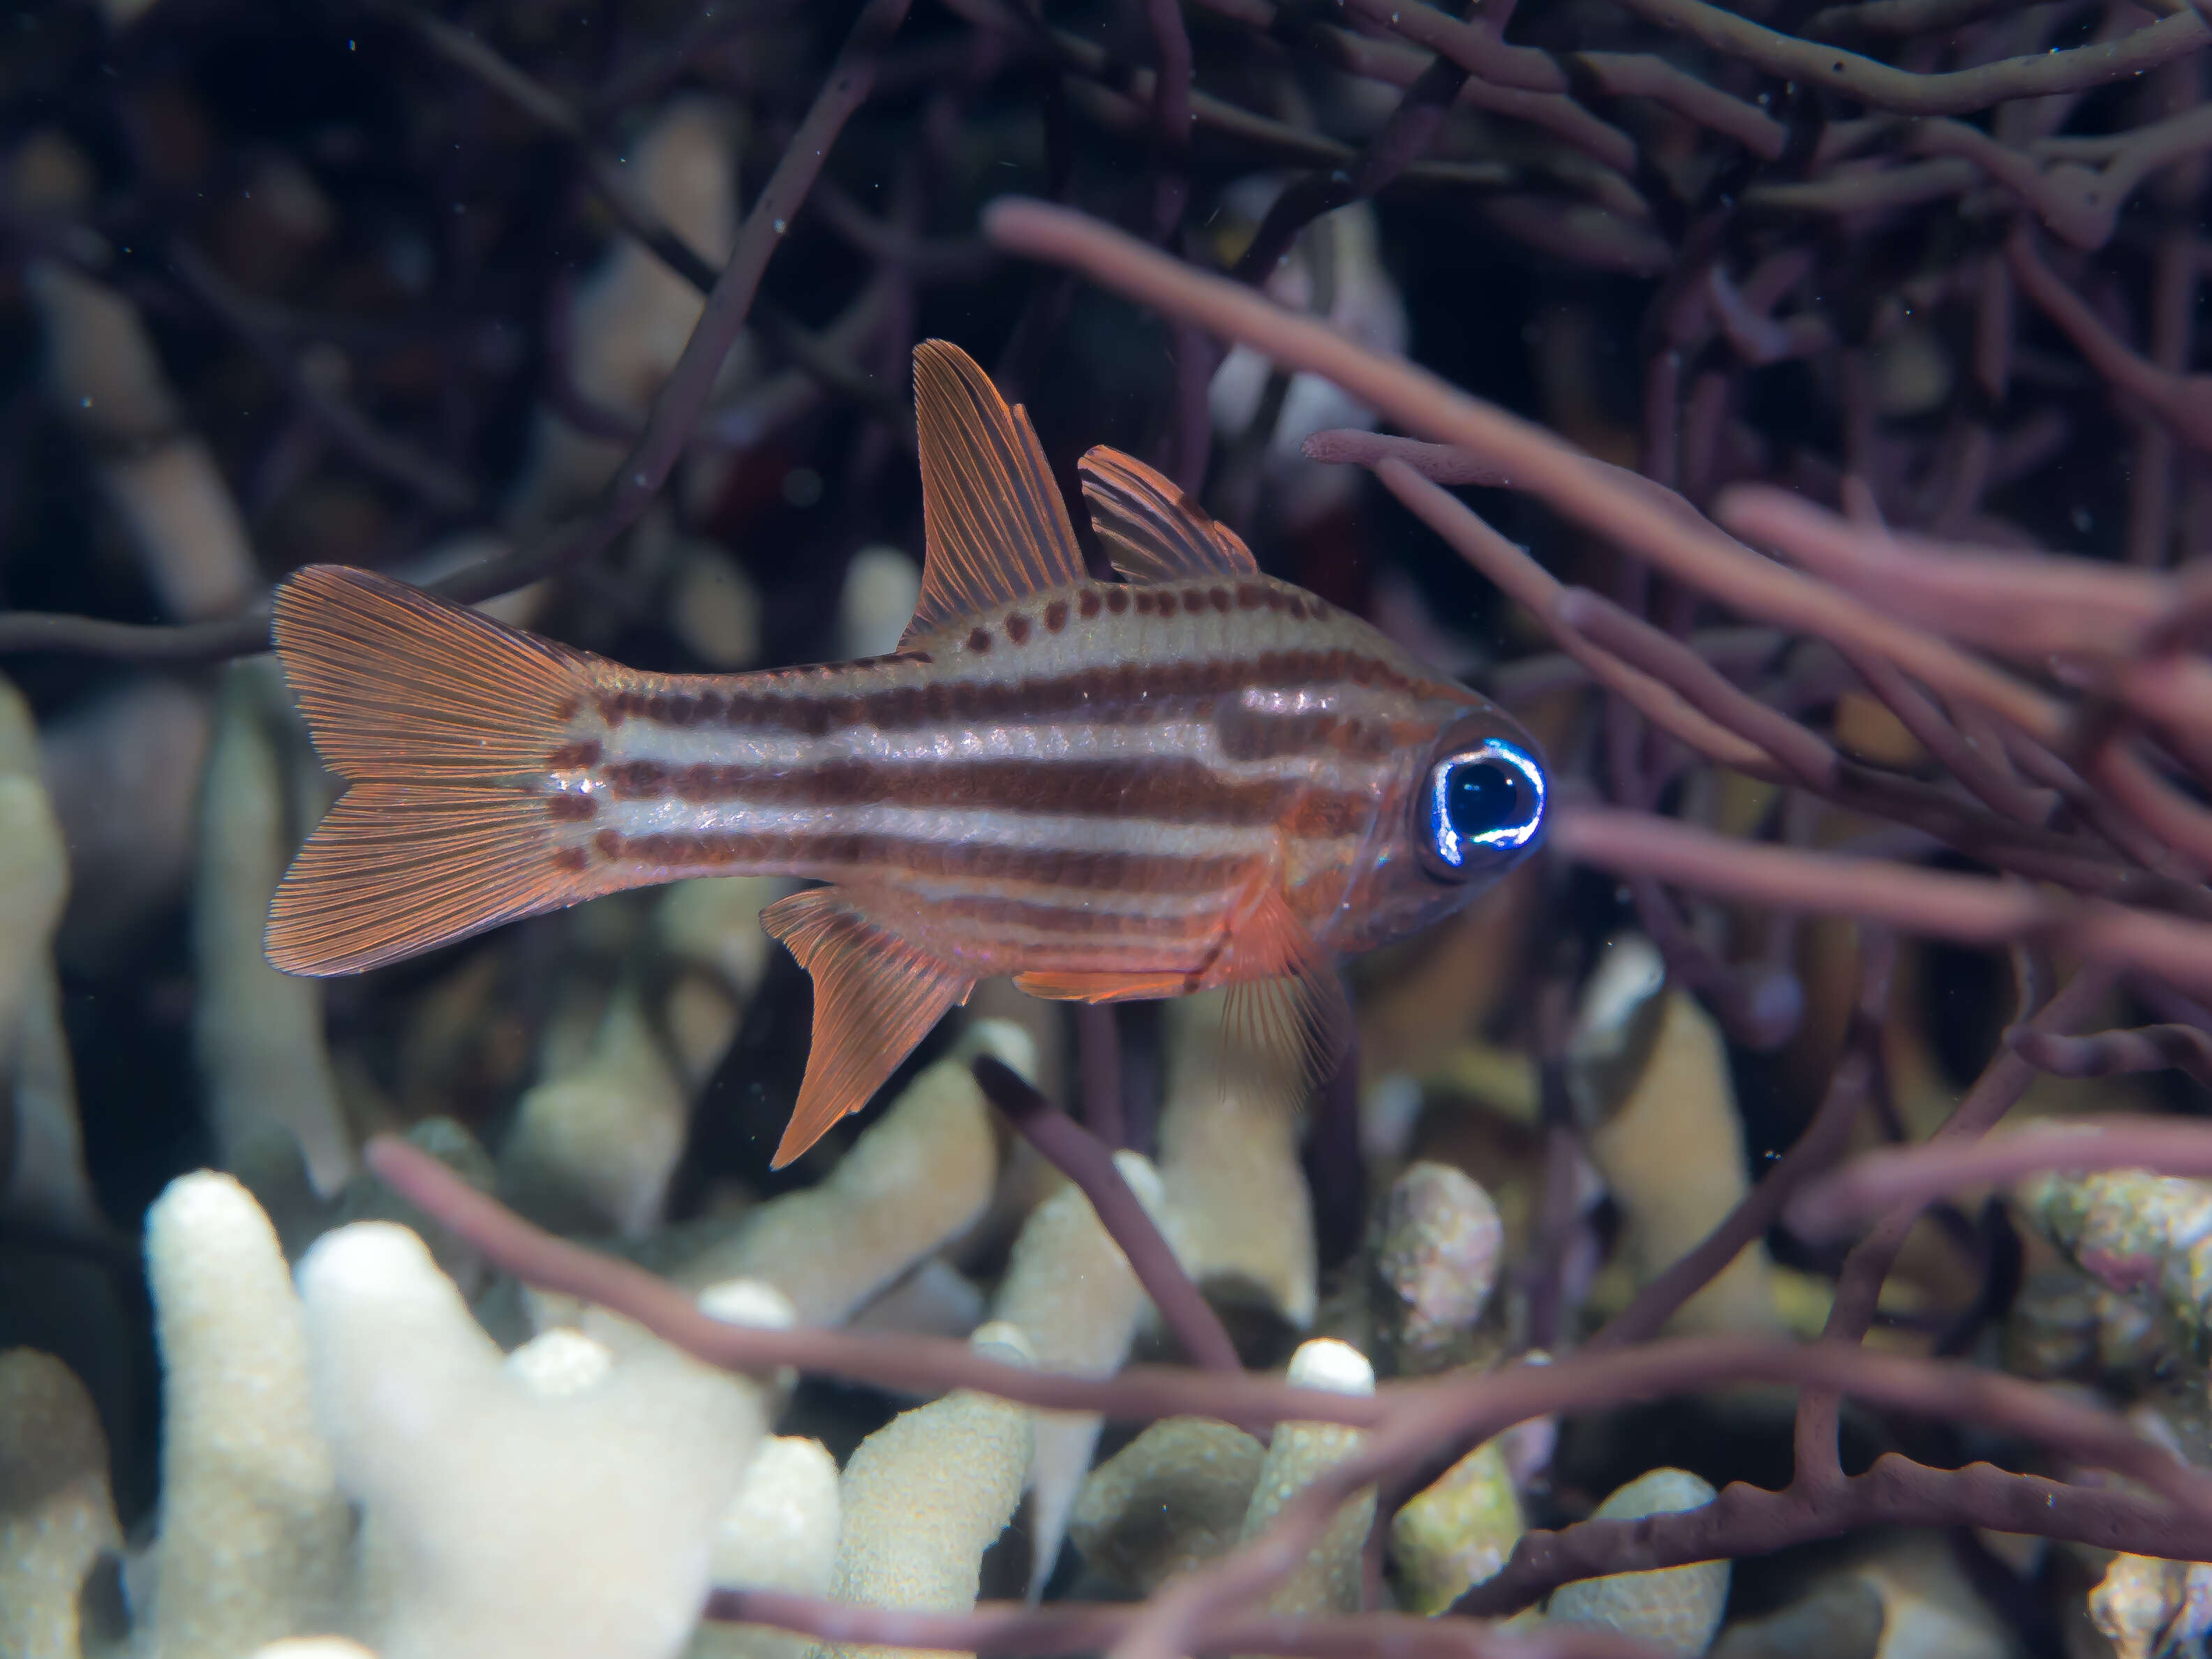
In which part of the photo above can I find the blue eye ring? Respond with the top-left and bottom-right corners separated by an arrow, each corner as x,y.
1423,739 -> 1546,876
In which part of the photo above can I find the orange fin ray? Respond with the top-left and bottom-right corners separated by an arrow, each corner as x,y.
1217,881 -> 1351,1090
268,784 -> 601,974
1078,446 -> 1259,583
272,563 -> 597,782
902,341 -> 1089,647
761,888 -> 976,1168
265,566 -> 609,976
1014,969 -> 1194,1003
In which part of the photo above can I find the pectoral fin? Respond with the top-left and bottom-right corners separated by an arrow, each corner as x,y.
760,888 -> 976,1168
1219,882 -> 1353,1092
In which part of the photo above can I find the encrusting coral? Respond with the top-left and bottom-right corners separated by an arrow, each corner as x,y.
1372,1160 -> 1504,1376
0,1346 -> 123,1659
1158,990 -> 1318,1329
1545,1468 -> 1729,1657
2015,1167 -> 2212,1365
2091,1552 -> 2212,1659
808,1320 -> 1035,1659
1067,1419 -> 1267,1597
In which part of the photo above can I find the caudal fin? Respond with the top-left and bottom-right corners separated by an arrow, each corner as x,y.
266,565 -> 603,976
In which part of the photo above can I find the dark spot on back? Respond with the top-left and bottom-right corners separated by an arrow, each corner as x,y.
1078,590 -> 1102,620
551,847 -> 589,872
1209,586 -> 1232,613
1044,600 -> 1069,632
1106,588 -> 1129,615
594,828 -> 625,859
1006,613 -> 1032,644
1182,588 -> 1207,614
1236,583 -> 1265,610
968,627 -> 993,653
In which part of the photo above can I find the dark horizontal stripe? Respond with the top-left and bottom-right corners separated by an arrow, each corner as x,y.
603,756 -> 1377,838
584,826 -> 1252,894
584,648 -> 1447,741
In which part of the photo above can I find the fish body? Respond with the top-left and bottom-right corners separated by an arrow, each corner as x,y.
268,342 -> 1546,1164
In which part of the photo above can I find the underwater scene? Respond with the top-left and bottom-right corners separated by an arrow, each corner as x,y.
8,1 -> 2212,1656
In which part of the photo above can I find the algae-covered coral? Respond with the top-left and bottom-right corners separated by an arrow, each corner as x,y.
17,1 -> 2212,1657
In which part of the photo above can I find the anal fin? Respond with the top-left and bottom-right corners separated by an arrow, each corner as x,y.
1013,969 -> 1193,1003
760,888 -> 976,1168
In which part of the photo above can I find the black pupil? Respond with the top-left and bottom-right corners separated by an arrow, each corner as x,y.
1446,760 -> 1522,840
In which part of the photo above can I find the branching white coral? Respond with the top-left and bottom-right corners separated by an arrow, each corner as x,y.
690,1436 -> 842,1659
501,981 -> 692,1239
298,1220 -> 767,1659
140,1171 -> 352,1659
193,661 -> 355,1196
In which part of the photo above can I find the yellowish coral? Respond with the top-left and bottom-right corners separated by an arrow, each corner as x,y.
671,1024 -> 1027,1325
1068,1419 -> 1265,1595
0,1348 -> 122,1659
811,1322 -> 1035,1659
990,1149 -> 1174,1598
1546,1468 -> 1728,1658
690,1436 -> 843,1659
1390,1436 -> 1522,1614
1159,991 -> 1316,1329
1241,1338 -> 1375,1618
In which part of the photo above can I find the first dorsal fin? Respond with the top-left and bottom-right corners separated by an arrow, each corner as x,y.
1079,445 -> 1259,583
902,341 -> 1088,648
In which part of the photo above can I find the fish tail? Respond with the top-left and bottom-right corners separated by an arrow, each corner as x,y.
265,564 -> 604,976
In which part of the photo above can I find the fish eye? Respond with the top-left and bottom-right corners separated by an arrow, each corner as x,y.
1420,740 -> 1545,879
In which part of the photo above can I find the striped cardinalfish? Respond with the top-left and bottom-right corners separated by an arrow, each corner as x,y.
265,340 -> 1547,1166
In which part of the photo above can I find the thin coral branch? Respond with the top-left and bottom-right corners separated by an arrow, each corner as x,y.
969,1055 -> 1242,1374
2007,1020 -> 2212,1087
1609,0 -> 2211,114
984,199 -> 2067,744
1788,1114 -> 2212,1242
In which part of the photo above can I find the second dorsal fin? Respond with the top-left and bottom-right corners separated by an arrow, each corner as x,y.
1079,445 -> 1259,583
902,340 -> 1088,647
